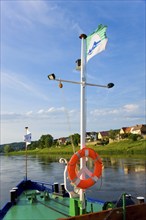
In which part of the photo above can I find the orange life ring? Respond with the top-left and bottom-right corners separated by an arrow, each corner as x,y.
67,147 -> 102,189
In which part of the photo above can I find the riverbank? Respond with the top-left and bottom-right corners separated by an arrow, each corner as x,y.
8,139 -> 146,157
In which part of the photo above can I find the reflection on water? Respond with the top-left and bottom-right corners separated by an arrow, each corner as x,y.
37,154 -> 61,163
103,157 -> 146,174
86,156 -> 146,202
0,155 -> 146,208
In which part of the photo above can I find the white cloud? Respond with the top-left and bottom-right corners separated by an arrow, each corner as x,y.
1,100 -> 144,125
47,107 -> 56,113
47,107 -> 65,113
1,102 -> 144,144
90,103 -> 142,119
1,106 -> 80,143
1,106 -> 78,121
26,111 -> 33,116
90,108 -> 119,116
1,112 -> 22,121
123,104 -> 139,112
37,109 -> 45,114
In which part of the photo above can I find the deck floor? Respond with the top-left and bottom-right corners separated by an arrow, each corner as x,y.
3,190 -> 70,220
3,190 -> 103,220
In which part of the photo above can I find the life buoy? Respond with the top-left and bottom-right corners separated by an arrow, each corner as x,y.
67,148 -> 102,189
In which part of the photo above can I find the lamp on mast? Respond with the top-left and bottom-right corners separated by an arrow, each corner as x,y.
48,74 -> 114,89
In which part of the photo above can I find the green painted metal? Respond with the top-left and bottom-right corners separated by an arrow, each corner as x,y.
69,198 -> 80,216
4,190 -> 70,220
3,189 -> 104,220
102,201 -> 114,210
122,193 -> 126,220
79,200 -> 86,215
90,203 -> 93,212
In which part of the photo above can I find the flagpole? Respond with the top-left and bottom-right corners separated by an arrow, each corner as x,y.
47,25 -> 114,214
79,33 -> 87,214
25,126 -> 28,181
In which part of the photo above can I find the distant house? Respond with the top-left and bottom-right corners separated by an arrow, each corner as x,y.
119,124 -> 146,139
86,132 -> 97,142
120,127 -> 132,135
98,131 -> 109,140
131,124 -> 146,136
58,137 -> 70,145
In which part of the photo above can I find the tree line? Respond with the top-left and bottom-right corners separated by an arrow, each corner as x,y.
0,131 -> 143,154
0,133 -> 80,153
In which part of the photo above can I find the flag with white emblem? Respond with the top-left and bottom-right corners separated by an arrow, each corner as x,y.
86,24 -> 108,62
24,131 -> 31,145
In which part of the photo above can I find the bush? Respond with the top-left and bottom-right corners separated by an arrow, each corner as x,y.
101,139 -> 109,145
128,134 -> 141,141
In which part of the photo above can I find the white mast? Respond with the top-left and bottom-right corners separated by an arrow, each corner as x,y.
24,127 -> 31,181
25,126 -> 28,180
47,30 -> 114,214
79,33 -> 87,213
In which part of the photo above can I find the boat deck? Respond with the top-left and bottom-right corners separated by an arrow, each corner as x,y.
3,190 -> 70,220
1,181 -> 146,220
3,189 -> 103,220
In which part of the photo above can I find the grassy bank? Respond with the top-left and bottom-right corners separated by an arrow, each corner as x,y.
8,139 -> 146,158
91,139 -> 146,156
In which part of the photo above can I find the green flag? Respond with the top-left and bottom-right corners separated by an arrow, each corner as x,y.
86,25 -> 108,62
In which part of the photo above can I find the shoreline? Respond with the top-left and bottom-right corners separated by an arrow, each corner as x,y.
5,139 -> 146,158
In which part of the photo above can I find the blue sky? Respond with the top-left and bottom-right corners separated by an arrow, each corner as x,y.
1,0 -> 145,144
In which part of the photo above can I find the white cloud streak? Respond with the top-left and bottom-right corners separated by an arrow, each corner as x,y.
2,1 -> 83,34
90,104 -> 141,117
123,104 -> 139,112
1,107 -> 78,121
1,103 -> 143,123
1,71 -> 49,101
1,102 -> 144,144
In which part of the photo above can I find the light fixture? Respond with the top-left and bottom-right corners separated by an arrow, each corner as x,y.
48,74 -> 56,80
107,83 -> 114,88
76,59 -> 81,71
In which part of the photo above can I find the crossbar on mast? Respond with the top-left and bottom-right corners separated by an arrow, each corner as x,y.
48,76 -> 114,89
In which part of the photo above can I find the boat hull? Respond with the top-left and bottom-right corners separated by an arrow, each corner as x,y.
58,203 -> 146,220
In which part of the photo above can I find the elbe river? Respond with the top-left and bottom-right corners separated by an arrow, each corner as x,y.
0,154 -> 146,209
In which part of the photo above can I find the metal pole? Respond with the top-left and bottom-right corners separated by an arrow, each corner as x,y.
52,78 -> 109,88
85,82 -> 108,88
122,193 -> 126,220
52,78 -> 81,85
25,126 -> 28,181
79,33 -> 87,214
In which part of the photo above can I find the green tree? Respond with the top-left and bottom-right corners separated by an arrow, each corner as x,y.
45,135 -> 53,148
70,133 -> 80,147
128,134 -> 141,141
109,129 -> 119,141
4,145 -> 13,153
39,134 -> 53,148
30,141 -> 39,150
38,135 -> 46,148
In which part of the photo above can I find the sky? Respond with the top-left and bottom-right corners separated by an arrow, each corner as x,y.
1,0 -> 145,144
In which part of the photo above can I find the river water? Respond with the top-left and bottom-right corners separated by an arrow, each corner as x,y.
0,154 -> 146,209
